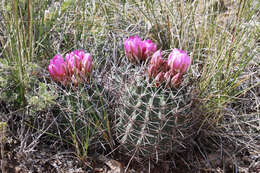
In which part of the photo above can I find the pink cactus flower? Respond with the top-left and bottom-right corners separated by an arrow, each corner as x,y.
49,50 -> 93,85
65,53 -> 76,75
149,50 -> 170,75
143,40 -> 157,58
124,36 -> 141,62
147,49 -> 190,88
124,36 -> 157,63
148,50 -> 166,79
150,50 -> 164,67
82,53 -> 92,75
48,54 -> 67,82
168,49 -> 191,74
65,50 -> 85,75
65,50 -> 93,76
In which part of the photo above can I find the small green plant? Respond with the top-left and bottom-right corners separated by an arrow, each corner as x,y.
28,82 -> 58,111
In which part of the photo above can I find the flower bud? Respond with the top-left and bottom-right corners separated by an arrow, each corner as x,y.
124,36 -> 157,63
154,72 -> 165,87
148,65 -> 158,78
168,49 -> 191,74
143,39 -> 157,58
170,73 -> 182,88
164,71 -> 172,84
48,54 -> 67,82
49,50 -> 93,86
151,50 -> 164,67
82,53 -> 92,75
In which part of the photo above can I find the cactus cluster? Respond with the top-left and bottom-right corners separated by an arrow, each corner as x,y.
48,36 -> 194,161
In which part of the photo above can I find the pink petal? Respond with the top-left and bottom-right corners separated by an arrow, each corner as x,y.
168,49 -> 190,74
151,50 -> 163,66
144,39 -> 157,57
82,53 -> 92,73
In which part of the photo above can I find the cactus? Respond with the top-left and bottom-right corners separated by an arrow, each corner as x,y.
47,52 -> 115,156
115,67 -> 197,160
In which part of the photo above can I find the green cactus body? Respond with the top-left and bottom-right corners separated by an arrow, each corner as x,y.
51,76 -> 114,155
116,74 -> 193,159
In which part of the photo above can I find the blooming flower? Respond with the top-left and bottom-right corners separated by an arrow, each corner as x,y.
150,50 -> 164,67
148,50 -> 165,78
48,50 -> 93,85
65,50 -> 85,75
168,49 -> 191,74
48,54 -> 67,82
65,53 -> 76,75
147,49 -> 191,88
124,36 -> 157,63
143,39 -> 157,58
81,53 -> 92,76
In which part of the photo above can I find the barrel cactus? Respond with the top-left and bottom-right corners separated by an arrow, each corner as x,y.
114,67 -> 198,160
113,46 -> 200,160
